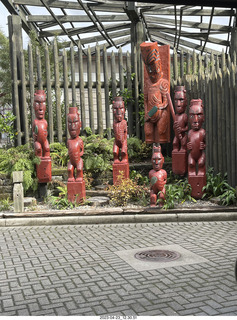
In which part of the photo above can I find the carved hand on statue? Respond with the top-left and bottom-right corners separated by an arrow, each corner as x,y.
174,121 -> 181,134
144,113 -> 151,122
187,142 -> 192,150
200,142 -> 205,150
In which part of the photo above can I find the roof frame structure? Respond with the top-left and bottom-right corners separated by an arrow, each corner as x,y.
2,0 -> 237,54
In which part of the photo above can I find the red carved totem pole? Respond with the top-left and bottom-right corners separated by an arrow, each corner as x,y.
167,86 -> 188,175
187,99 -> 206,199
112,97 -> 129,185
149,145 -> 167,207
32,90 -> 52,186
67,107 -> 86,204
140,41 -> 170,144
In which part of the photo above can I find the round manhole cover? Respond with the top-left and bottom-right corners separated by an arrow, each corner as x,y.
134,250 -> 181,262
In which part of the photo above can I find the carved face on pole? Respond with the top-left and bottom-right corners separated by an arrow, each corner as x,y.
34,90 -> 46,120
189,99 -> 204,131
174,86 -> 187,114
68,107 -> 81,139
152,145 -> 164,171
140,42 -> 162,84
113,97 -> 125,123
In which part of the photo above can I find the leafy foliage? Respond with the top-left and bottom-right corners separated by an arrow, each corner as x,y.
0,111 -> 17,143
47,183 -> 88,209
108,172 -> 149,207
130,169 -> 149,186
0,30 -> 11,107
0,144 -> 39,193
0,197 -> 12,211
202,168 -> 237,206
127,137 -> 152,162
161,179 -> 196,210
50,142 -> 69,167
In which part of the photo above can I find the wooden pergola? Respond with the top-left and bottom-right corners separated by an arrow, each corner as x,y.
2,0 -> 237,55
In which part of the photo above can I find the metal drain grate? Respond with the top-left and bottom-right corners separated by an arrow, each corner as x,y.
134,249 -> 181,262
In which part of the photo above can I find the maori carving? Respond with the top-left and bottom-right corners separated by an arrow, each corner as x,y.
113,97 -> 128,164
167,86 -> 188,175
67,107 -> 84,182
149,145 -> 167,207
33,90 -> 50,158
67,107 -> 86,203
32,90 -> 51,184
187,99 -> 206,198
112,97 -> 129,184
140,41 -> 170,144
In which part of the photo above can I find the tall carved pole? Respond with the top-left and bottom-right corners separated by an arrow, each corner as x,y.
112,97 -> 129,185
187,99 -> 206,198
32,90 -> 51,199
140,41 -> 170,144
67,107 -> 86,203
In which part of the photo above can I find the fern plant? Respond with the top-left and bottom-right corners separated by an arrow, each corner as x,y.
202,168 -> 237,205
0,144 -> 39,193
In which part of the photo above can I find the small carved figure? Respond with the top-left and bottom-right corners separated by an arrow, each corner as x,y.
140,41 -> 170,144
149,145 -> 167,207
172,86 -> 188,152
187,99 -> 206,176
32,90 -> 50,158
67,107 -> 84,182
113,96 -> 128,164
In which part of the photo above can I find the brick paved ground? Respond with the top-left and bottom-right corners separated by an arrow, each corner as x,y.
0,221 -> 237,316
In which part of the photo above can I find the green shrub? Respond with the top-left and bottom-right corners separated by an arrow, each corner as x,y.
108,172 -> 149,207
202,168 -> 237,205
0,197 -> 12,211
161,179 -> 195,209
0,145 -> 39,193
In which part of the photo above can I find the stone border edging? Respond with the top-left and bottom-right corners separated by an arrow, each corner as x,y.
0,210 -> 237,227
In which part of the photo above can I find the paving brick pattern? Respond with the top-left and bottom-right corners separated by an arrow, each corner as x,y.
0,221 -> 237,316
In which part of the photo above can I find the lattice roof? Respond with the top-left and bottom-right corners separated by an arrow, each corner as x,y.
2,0 -> 237,54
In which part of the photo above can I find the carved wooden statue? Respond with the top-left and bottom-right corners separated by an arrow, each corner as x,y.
112,97 -> 129,184
149,145 -> 167,207
140,41 -> 170,144
32,89 -> 51,184
67,107 -> 86,203
167,86 -> 188,175
187,99 -> 206,198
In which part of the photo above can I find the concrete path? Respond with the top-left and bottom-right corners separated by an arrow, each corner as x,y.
0,221 -> 237,316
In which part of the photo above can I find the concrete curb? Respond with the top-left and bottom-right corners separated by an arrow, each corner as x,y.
0,211 -> 237,227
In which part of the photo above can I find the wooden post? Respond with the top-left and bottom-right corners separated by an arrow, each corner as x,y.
111,51 -> 117,99
87,46 -> 95,134
78,41 -> 86,130
8,15 -> 23,146
53,39 -> 62,142
134,47 -> 140,138
36,46 -> 43,90
70,43 -> 76,108
28,41 -> 35,127
126,51 -> 133,137
118,47 -> 124,93
63,48 -> 69,141
45,44 -> 54,143
20,50 -> 29,144
96,43 -> 103,136
103,45 -> 111,139
180,50 -> 184,78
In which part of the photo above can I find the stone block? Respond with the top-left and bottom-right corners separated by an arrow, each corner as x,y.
12,171 -> 24,184
13,183 -> 24,213
87,196 -> 110,207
